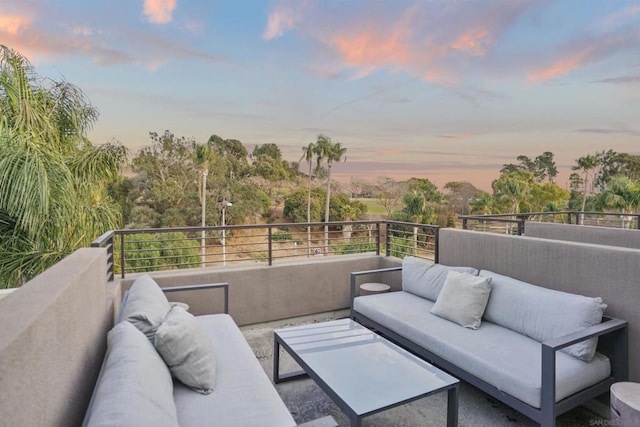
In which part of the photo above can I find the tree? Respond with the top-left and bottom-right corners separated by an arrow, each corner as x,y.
501,152 -> 557,183
444,181 -> 483,215
194,141 -> 217,265
571,154 -> 598,223
300,142 -> 316,256
374,177 -> 406,217
131,131 -> 201,227
595,176 -> 640,228
492,171 -> 535,214
251,143 -> 291,181
314,135 -> 347,254
0,45 -> 127,287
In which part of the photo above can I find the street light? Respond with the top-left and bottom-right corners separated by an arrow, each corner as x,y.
222,201 -> 232,266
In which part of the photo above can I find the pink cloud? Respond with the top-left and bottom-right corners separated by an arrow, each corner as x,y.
264,1 -> 531,84
0,13 -> 31,35
439,133 -> 475,141
378,147 -> 406,156
528,30 -> 640,81
143,0 -> 176,24
450,28 -> 492,56
331,29 -> 412,68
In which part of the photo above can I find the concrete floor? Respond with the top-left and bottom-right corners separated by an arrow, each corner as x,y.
241,310 -> 607,427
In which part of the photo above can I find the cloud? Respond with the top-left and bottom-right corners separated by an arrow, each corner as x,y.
264,0 -> 533,84
592,75 -> 640,85
143,0 -> 176,24
0,13 -> 31,34
438,133 -> 476,141
577,128 -> 640,136
262,8 -> 297,40
378,147 -> 406,156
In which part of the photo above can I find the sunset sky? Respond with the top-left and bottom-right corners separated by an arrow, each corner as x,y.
2,0 -> 639,191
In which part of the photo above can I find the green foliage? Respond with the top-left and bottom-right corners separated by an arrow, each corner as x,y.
501,152 -> 558,183
284,188 -> 366,223
332,238 -> 377,255
116,232 -> 200,273
0,46 -> 127,287
272,231 -> 292,241
251,143 -> 292,181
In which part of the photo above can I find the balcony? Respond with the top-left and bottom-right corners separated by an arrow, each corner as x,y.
1,221 -> 638,426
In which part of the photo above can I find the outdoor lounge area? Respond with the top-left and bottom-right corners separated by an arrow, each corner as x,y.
0,225 -> 639,426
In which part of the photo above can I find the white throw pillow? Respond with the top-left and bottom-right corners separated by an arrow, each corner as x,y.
155,306 -> 217,394
402,256 -> 480,301
430,270 -> 492,329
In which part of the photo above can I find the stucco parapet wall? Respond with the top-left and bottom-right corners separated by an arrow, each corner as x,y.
119,253 -> 402,326
0,248 -> 110,427
525,222 -> 640,250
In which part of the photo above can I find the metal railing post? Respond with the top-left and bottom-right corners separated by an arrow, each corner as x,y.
268,226 -> 273,266
462,218 -> 468,229
120,233 -> 126,279
434,228 -> 439,263
385,222 -> 391,256
375,222 -> 381,255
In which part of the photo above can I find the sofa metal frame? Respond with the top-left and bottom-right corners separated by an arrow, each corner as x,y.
350,267 -> 629,427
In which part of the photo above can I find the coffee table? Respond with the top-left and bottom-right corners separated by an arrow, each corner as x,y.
274,319 -> 459,426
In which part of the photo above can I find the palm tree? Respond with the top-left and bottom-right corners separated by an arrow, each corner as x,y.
0,45 -> 127,287
300,142 -> 316,256
572,155 -> 598,224
314,135 -> 347,254
194,142 -> 216,266
596,176 -> 640,228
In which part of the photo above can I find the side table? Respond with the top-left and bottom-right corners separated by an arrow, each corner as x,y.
611,382 -> 640,427
360,282 -> 391,296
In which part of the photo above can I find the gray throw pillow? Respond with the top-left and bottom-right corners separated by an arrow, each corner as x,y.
430,270 -> 492,329
85,321 -> 178,426
120,275 -> 171,342
155,306 -> 217,394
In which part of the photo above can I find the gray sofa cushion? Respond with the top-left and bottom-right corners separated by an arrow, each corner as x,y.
354,291 -> 611,408
173,314 -> 296,427
120,275 -> 172,342
479,270 -> 607,362
401,257 -> 479,301
84,321 -> 178,427
155,306 -> 217,395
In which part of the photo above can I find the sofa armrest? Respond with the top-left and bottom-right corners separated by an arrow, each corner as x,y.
350,267 -> 402,316
540,317 -> 628,419
297,415 -> 338,427
162,282 -> 229,314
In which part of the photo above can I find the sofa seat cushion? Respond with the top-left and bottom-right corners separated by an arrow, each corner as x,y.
84,321 -> 179,426
479,270 -> 607,362
173,314 -> 296,427
354,292 -> 611,409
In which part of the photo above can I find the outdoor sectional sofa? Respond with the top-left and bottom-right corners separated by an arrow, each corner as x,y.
83,275 -> 335,427
350,256 -> 628,427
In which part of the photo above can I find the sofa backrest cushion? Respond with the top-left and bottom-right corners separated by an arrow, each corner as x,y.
120,275 -> 171,342
479,270 -> 607,362
402,256 -> 479,301
84,321 -> 179,426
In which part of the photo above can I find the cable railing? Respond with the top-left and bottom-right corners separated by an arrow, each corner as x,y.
460,211 -> 640,235
91,220 -> 440,280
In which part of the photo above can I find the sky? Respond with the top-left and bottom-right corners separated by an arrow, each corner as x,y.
1,0 -> 639,191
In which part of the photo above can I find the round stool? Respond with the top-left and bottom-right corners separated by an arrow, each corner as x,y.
611,382 -> 640,426
359,282 -> 391,296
